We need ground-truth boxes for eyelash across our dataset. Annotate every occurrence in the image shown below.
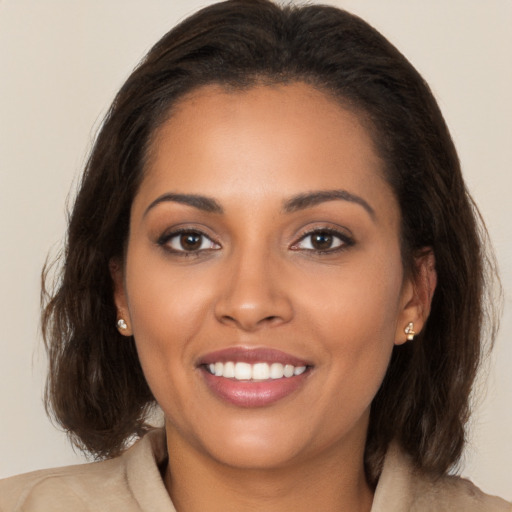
[291,228,354,254]
[157,228,221,256]
[156,227,354,256]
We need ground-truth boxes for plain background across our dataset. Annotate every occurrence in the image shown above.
[1,0,511,501]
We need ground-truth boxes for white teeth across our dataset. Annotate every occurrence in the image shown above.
[270,362,284,379]
[214,362,223,377]
[252,362,270,380]
[234,362,252,380]
[294,366,306,376]
[284,364,295,378]
[207,361,308,380]
[223,361,235,378]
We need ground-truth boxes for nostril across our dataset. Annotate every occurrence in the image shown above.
[222,314,277,323]
[214,289,294,331]
[218,312,290,331]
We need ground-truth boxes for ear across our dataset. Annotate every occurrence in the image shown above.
[395,248,437,345]
[109,258,133,336]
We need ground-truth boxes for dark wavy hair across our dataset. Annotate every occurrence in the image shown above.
[42,0,499,485]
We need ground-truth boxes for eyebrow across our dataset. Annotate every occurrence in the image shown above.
[143,189,375,220]
[144,193,224,217]
[283,190,376,220]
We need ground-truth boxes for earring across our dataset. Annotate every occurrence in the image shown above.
[117,318,128,330]
[404,322,416,341]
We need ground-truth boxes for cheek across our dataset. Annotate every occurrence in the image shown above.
[299,249,403,396]
[126,248,215,337]
[123,252,217,398]
[302,248,404,340]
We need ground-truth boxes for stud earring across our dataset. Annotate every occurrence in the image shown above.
[404,322,416,341]
[117,318,128,330]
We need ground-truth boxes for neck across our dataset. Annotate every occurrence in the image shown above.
[164,428,373,512]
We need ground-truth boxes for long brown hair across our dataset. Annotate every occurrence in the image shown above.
[42,0,499,484]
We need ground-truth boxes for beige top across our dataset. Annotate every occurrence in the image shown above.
[0,429,510,511]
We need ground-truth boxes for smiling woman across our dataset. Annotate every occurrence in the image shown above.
[0,1,510,511]
[111,84,415,487]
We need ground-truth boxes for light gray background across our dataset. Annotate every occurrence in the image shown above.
[1,0,511,500]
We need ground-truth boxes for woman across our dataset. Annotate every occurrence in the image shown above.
[0,0,509,510]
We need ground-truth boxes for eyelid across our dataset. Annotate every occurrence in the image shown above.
[290,226,355,253]
[157,227,221,254]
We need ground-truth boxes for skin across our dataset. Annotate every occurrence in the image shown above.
[112,82,436,512]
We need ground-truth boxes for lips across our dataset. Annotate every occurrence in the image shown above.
[199,347,310,367]
[198,347,312,408]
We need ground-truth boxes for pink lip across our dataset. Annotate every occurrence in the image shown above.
[198,347,310,366]
[198,347,312,408]
[201,369,310,407]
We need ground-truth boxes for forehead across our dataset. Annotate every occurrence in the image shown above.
[137,82,397,223]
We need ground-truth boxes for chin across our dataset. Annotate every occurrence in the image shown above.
[209,439,303,471]
[190,416,311,470]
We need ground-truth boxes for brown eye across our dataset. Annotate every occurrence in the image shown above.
[180,233,202,251]
[162,230,220,253]
[292,229,352,253]
[310,232,334,250]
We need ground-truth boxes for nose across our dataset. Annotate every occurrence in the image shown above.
[213,250,294,332]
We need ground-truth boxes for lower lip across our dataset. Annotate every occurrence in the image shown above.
[201,367,310,407]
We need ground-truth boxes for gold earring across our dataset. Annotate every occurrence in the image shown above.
[117,318,128,330]
[404,322,415,341]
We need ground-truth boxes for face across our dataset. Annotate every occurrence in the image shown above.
[113,83,423,471]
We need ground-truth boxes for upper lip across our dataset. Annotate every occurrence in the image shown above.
[197,346,311,367]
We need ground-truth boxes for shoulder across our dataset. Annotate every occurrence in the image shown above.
[410,472,511,511]
[373,443,511,512]
[0,429,171,512]
[0,457,128,511]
